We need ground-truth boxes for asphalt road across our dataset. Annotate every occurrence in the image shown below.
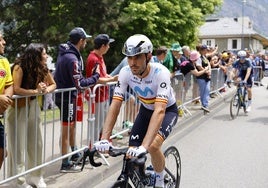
[94,83,268,188]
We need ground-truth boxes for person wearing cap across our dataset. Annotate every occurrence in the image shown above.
[54,27,100,172]
[163,42,182,77]
[195,44,212,112]
[86,34,118,145]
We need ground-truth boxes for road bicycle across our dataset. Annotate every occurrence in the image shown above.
[230,81,248,119]
[81,146,181,188]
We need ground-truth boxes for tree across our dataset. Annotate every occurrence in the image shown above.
[0,0,222,70]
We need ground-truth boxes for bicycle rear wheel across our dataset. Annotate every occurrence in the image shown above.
[242,87,248,113]
[230,94,240,119]
[164,146,181,188]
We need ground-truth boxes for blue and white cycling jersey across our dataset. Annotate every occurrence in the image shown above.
[113,62,176,110]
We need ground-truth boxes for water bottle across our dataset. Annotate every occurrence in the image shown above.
[145,165,156,186]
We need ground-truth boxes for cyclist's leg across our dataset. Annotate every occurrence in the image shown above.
[148,103,178,187]
[148,135,165,187]
[246,78,253,111]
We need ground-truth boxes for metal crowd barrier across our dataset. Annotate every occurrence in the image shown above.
[0,67,226,185]
[171,68,226,117]
[252,66,263,86]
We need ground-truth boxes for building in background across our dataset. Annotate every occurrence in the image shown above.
[198,17,268,54]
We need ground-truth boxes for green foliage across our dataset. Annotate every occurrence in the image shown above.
[0,0,223,71]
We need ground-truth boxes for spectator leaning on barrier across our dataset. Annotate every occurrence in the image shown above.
[180,50,209,77]
[180,50,209,102]
[54,27,100,172]
[196,44,212,112]
[0,31,13,170]
[86,34,118,146]
[6,43,56,188]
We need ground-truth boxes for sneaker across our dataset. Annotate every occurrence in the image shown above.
[246,105,251,112]
[201,106,210,113]
[70,152,82,163]
[60,163,80,173]
[28,176,47,188]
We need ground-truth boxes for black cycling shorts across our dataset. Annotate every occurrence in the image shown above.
[129,103,178,147]
[55,97,76,126]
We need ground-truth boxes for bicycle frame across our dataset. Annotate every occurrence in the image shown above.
[114,154,151,188]
[237,82,247,108]
[230,81,248,119]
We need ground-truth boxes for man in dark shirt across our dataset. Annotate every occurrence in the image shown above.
[54,27,100,172]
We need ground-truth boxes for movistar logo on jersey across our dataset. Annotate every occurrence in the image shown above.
[134,86,154,97]
[131,134,139,140]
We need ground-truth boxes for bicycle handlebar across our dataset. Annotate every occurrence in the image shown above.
[81,147,147,171]
[229,80,247,87]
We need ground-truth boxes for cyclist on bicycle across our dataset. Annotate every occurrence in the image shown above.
[232,50,253,112]
[94,34,178,188]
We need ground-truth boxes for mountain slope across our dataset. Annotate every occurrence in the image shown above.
[210,0,268,37]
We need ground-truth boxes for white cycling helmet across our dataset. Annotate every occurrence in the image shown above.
[122,34,153,56]
[237,50,247,58]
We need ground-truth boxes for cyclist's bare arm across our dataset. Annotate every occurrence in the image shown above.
[101,99,123,140]
[141,101,166,149]
[243,67,252,82]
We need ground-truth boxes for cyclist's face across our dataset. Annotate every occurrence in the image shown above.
[239,57,246,63]
[127,54,147,76]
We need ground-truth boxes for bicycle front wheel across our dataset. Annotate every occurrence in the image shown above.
[230,94,240,119]
[164,146,181,188]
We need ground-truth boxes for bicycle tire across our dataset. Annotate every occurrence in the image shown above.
[230,94,240,119]
[242,87,248,113]
[164,146,181,188]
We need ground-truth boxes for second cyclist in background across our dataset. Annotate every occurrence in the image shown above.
[94,34,178,188]
[232,50,253,112]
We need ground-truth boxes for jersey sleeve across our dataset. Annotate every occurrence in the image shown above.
[155,67,172,104]
[112,66,129,101]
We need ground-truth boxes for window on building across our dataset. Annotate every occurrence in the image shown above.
[201,39,215,47]
[232,39,237,49]
[228,38,241,50]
